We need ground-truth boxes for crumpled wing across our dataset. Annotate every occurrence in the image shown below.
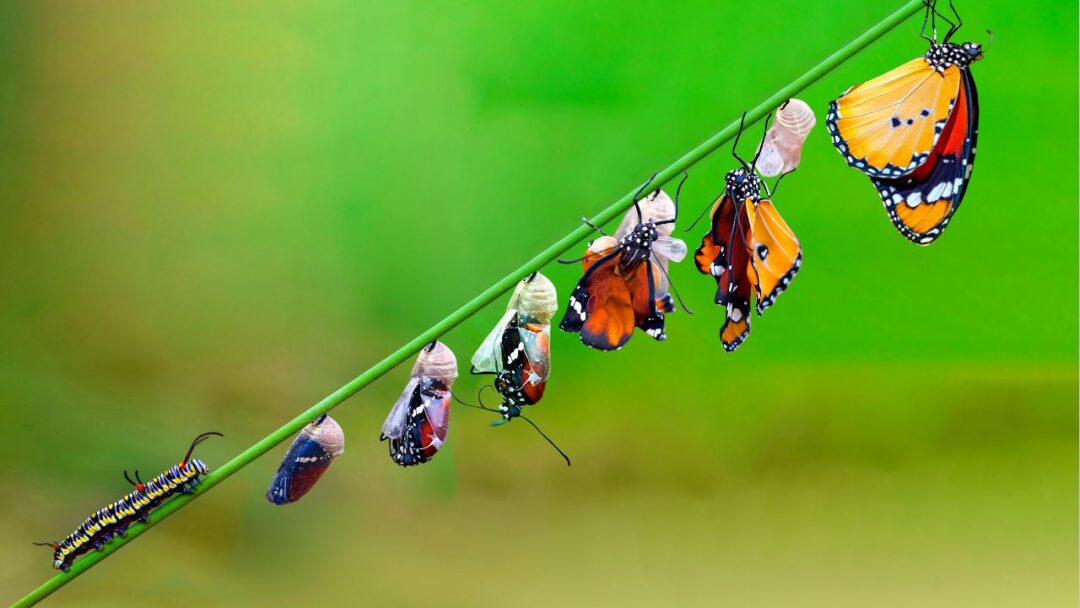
[471,308,516,374]
[381,377,419,439]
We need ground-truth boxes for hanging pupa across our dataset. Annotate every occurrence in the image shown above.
[471,272,556,422]
[266,415,345,505]
[381,341,457,466]
[755,98,816,178]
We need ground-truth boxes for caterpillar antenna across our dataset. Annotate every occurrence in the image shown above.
[181,432,223,467]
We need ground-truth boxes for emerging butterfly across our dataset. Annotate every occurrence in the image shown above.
[826,0,983,245]
[559,173,690,351]
[471,272,556,423]
[693,112,803,352]
[468,271,571,465]
[380,341,456,467]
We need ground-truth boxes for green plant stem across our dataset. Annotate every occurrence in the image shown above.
[12,1,924,605]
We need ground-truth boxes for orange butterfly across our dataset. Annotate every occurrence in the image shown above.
[693,115,803,352]
[826,0,982,245]
[560,175,689,351]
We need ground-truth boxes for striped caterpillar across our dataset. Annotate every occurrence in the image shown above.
[34,431,222,572]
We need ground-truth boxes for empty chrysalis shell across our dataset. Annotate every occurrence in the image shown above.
[411,340,458,386]
[506,272,558,325]
[472,272,557,375]
[756,98,817,178]
[381,341,457,466]
[266,414,345,505]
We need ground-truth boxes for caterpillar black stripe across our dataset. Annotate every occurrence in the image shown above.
[34,432,222,572]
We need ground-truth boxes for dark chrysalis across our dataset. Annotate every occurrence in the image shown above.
[266,414,345,505]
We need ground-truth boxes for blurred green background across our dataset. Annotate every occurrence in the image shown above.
[1,1,1076,606]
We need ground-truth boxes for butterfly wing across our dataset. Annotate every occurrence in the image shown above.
[649,235,685,314]
[418,380,451,459]
[381,376,419,440]
[559,249,637,351]
[827,57,962,178]
[516,320,551,402]
[384,378,451,466]
[746,199,802,315]
[694,196,733,279]
[695,196,730,276]
[266,431,336,505]
[495,316,551,405]
[471,308,516,375]
[871,68,979,244]
[717,202,754,351]
[624,257,666,341]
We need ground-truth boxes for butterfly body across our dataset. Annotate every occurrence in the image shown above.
[827,38,982,244]
[695,167,802,351]
[561,190,687,351]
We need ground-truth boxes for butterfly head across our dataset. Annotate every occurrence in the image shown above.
[960,41,983,62]
[725,168,762,204]
[618,219,659,271]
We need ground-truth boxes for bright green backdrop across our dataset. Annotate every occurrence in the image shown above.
[1,1,1076,606]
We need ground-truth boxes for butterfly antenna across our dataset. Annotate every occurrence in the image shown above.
[181,431,223,467]
[519,415,571,467]
[681,201,712,233]
[732,113,750,171]
[652,253,694,314]
[631,172,660,224]
[656,171,689,227]
[451,387,500,414]
[557,254,588,264]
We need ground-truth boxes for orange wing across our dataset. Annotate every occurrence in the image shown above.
[694,196,729,277]
[624,258,665,341]
[715,200,754,352]
[745,199,802,315]
[827,57,961,178]
[872,68,979,244]
[558,245,636,351]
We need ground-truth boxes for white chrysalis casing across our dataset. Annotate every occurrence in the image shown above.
[756,98,816,178]
[472,272,557,374]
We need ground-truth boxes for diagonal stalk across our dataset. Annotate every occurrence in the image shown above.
[12,1,925,605]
